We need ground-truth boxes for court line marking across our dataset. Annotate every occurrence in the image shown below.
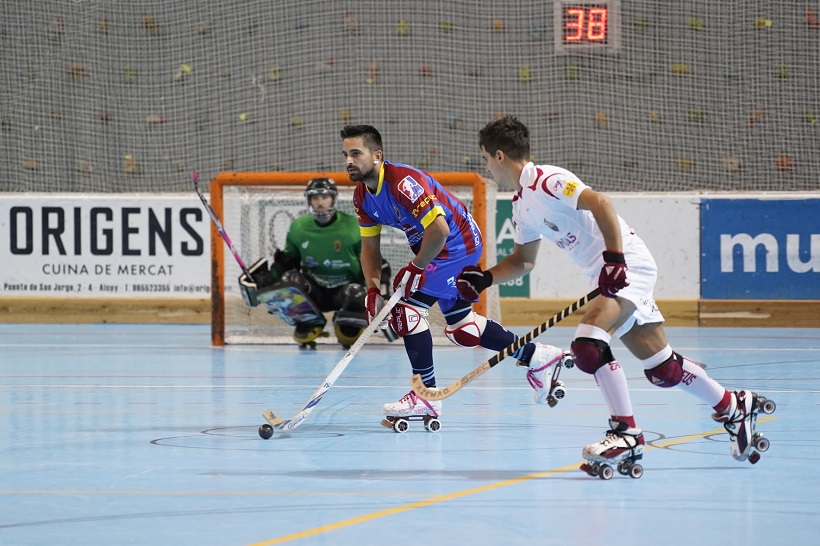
[248,417,776,545]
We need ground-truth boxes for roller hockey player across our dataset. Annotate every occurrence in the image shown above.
[341,124,566,432]
[239,177,394,348]
[458,115,775,473]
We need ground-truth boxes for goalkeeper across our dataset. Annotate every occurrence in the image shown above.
[239,177,389,348]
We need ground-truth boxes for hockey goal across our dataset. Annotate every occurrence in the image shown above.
[209,171,500,345]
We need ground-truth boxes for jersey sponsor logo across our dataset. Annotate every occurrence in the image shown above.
[302,241,309,248]
[555,232,578,250]
[398,176,425,202]
[562,181,578,197]
[551,179,564,194]
[411,194,437,218]
[543,219,559,231]
[334,240,341,252]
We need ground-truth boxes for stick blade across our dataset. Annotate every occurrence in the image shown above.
[262,409,287,428]
[410,374,453,401]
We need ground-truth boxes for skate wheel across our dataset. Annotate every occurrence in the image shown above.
[754,435,770,452]
[562,353,575,369]
[748,451,761,464]
[759,399,776,414]
[598,464,614,480]
[425,418,441,432]
[629,464,643,479]
[551,385,566,400]
[393,419,409,433]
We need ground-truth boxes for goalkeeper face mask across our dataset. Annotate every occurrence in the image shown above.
[308,194,336,224]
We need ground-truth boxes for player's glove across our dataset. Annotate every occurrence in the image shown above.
[598,251,629,298]
[365,287,387,327]
[456,265,493,301]
[238,257,276,307]
[393,261,426,299]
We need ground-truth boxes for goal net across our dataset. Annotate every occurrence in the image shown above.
[210,172,500,345]
[3,1,818,194]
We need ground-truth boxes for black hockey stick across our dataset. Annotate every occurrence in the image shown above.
[410,288,601,401]
[192,170,251,277]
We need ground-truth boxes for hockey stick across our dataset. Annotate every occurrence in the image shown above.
[410,288,601,401]
[263,290,404,431]
[192,170,251,277]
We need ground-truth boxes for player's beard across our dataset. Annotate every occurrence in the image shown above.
[347,166,364,181]
[348,164,376,185]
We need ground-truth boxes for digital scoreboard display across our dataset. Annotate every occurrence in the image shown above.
[554,0,621,54]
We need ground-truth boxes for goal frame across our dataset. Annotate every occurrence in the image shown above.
[208,171,493,346]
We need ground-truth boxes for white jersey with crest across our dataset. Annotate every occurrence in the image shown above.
[512,162,635,278]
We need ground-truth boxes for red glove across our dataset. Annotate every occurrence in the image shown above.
[598,251,629,298]
[393,261,426,299]
[365,287,385,325]
[456,265,493,301]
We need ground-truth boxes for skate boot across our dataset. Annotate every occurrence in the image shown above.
[580,419,645,479]
[712,390,776,464]
[517,343,572,405]
[380,390,442,433]
[293,323,329,349]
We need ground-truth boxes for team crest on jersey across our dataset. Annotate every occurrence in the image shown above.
[334,240,341,252]
[397,176,424,202]
[563,181,578,197]
[550,179,564,193]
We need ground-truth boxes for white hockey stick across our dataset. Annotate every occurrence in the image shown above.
[263,290,403,431]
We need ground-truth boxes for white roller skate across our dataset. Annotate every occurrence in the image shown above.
[380,390,442,433]
[518,343,574,406]
[580,420,645,480]
[712,390,776,464]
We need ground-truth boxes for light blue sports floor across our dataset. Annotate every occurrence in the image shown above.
[1,323,818,545]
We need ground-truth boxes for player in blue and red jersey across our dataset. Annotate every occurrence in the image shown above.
[340,124,569,423]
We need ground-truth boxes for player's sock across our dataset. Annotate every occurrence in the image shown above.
[594,360,634,419]
[478,319,518,351]
[403,329,436,387]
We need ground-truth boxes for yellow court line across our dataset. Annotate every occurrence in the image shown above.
[249,416,776,546]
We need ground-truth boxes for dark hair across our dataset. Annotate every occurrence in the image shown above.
[339,124,383,152]
[478,116,530,161]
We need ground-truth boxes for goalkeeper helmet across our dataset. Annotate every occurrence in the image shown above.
[305,177,338,224]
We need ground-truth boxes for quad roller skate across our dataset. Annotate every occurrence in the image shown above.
[294,325,329,349]
[713,390,776,464]
[519,344,574,406]
[546,350,574,407]
[580,420,645,480]
[380,390,442,433]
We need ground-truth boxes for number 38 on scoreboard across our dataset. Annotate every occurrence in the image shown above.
[554,0,621,54]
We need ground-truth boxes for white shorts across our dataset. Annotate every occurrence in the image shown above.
[593,234,665,339]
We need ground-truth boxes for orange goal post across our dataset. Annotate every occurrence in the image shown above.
[209,171,500,345]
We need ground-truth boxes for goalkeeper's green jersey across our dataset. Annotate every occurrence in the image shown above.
[282,212,364,289]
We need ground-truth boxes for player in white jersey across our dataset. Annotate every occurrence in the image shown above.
[456,116,775,476]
